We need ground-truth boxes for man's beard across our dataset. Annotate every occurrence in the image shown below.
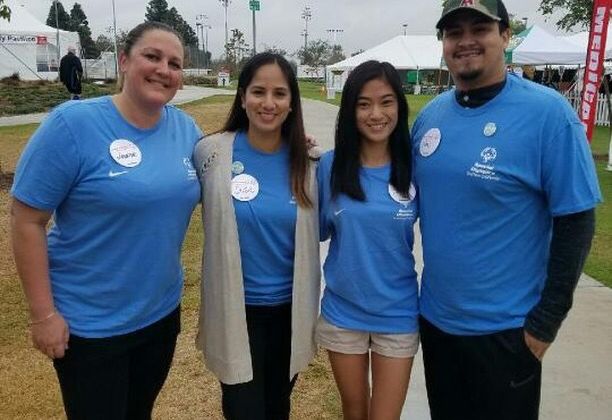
[456,68,482,82]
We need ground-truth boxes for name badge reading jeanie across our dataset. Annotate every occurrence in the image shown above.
[109,139,142,167]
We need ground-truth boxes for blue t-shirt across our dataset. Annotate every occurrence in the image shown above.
[232,131,297,305]
[11,96,202,338]
[411,75,602,335]
[318,151,419,334]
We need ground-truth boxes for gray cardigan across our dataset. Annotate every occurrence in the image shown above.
[194,131,321,384]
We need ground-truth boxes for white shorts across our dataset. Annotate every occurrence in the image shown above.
[315,316,419,358]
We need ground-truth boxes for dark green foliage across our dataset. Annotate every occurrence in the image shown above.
[69,3,99,58]
[0,0,10,21]
[539,0,594,31]
[145,0,198,46]
[46,1,71,30]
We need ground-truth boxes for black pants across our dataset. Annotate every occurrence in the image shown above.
[221,303,297,420]
[53,307,180,420]
[420,316,542,420]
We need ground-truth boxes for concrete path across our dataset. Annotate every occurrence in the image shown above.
[301,97,612,420]
[0,85,234,127]
[4,88,611,420]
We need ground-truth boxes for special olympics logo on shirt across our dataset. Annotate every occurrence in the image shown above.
[480,147,497,163]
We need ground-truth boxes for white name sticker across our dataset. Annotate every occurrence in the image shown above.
[231,174,260,201]
[419,128,441,157]
[109,139,142,167]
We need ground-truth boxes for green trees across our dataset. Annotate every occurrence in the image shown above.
[0,0,10,21]
[46,1,71,30]
[69,3,99,58]
[145,0,198,46]
[296,40,346,67]
[539,0,593,31]
[46,1,99,58]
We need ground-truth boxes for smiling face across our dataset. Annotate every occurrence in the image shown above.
[355,77,399,148]
[441,10,510,91]
[241,62,292,139]
[119,29,184,110]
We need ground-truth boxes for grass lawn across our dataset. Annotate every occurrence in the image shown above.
[0,80,116,116]
[0,95,340,419]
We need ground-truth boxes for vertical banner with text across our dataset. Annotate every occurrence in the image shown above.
[579,0,612,142]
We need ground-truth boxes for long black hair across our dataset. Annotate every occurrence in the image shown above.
[331,60,411,201]
[223,52,311,208]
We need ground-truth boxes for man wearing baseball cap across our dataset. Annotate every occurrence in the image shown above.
[411,1,601,418]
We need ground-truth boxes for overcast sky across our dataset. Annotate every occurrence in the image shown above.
[23,0,572,57]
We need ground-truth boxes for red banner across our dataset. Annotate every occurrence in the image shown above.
[579,0,612,142]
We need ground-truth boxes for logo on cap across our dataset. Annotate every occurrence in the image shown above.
[460,0,475,6]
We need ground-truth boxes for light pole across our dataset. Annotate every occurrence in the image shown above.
[250,1,260,55]
[219,0,231,48]
[196,14,208,71]
[326,28,343,45]
[301,6,312,50]
[53,0,60,74]
[204,24,211,68]
[110,0,119,79]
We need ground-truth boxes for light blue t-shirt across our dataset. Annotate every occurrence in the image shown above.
[411,75,602,335]
[232,131,297,305]
[11,96,202,338]
[318,151,419,334]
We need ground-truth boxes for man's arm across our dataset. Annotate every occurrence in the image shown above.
[523,209,596,357]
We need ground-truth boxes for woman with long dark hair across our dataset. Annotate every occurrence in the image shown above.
[194,52,320,420]
[317,60,419,419]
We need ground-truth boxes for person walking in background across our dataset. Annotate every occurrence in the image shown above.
[411,1,601,419]
[59,46,83,100]
[317,60,419,420]
[11,22,201,419]
[194,52,321,420]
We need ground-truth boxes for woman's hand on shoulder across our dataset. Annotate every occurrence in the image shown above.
[30,312,70,359]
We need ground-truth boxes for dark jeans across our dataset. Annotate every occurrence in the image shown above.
[221,303,297,420]
[420,316,542,420]
[53,307,180,420]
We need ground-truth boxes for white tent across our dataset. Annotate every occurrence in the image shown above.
[506,25,588,65]
[0,1,80,80]
[326,35,443,91]
[560,24,612,59]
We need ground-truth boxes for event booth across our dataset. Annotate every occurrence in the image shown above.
[506,25,589,65]
[0,2,80,80]
[326,35,444,92]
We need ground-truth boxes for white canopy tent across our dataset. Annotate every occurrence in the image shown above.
[506,25,589,65]
[0,1,80,80]
[560,24,612,59]
[326,35,443,91]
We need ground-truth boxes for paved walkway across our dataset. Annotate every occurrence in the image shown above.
[3,87,611,419]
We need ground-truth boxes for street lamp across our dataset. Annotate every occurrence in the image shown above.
[326,28,343,45]
[219,0,231,48]
[110,0,119,79]
[53,0,60,74]
[301,6,312,50]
